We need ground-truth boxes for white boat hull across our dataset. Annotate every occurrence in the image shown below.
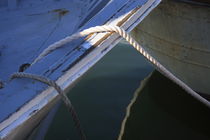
[0,0,161,139]
[132,0,210,95]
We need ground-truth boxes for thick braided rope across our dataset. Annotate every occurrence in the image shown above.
[10,72,86,140]
[32,25,210,108]
[32,25,139,65]
[112,26,210,108]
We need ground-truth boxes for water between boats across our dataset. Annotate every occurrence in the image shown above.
[31,41,210,140]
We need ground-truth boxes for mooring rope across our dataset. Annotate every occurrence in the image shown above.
[9,25,210,140]
[31,25,210,108]
[10,72,86,140]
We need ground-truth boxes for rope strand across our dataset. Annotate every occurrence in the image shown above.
[33,25,210,107]
[31,25,210,108]
[10,72,86,140]
[9,25,210,140]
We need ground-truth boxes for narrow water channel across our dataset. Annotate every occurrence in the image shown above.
[44,41,153,140]
[40,41,210,140]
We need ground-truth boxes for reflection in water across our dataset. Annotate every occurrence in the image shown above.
[121,71,210,140]
[44,41,153,140]
[43,41,210,140]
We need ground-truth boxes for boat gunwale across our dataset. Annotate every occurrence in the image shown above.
[174,0,210,7]
[0,0,161,139]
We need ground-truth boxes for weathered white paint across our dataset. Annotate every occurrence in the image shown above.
[0,0,161,139]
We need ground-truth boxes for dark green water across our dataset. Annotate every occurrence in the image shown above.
[121,71,210,140]
[43,41,210,140]
[44,41,153,140]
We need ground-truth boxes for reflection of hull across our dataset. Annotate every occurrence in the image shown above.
[0,0,161,139]
[118,70,210,140]
[132,0,210,94]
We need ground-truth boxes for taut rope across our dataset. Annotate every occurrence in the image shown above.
[31,25,210,107]
[9,25,210,140]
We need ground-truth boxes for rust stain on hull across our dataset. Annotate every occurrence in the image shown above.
[51,9,69,17]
